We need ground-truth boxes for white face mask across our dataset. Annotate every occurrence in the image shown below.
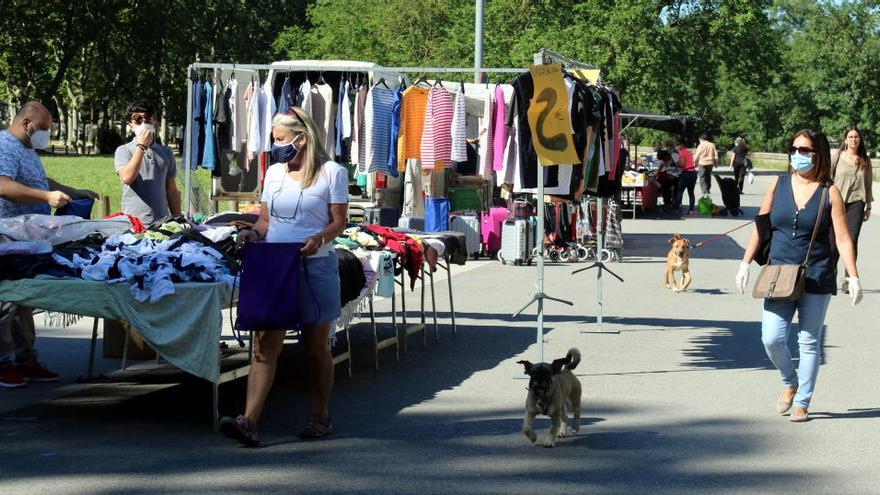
[29,127,51,150]
[133,123,154,137]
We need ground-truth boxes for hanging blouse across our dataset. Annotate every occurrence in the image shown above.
[260,76,275,152]
[189,78,203,169]
[228,78,239,152]
[388,85,404,177]
[449,90,467,163]
[397,86,430,169]
[351,84,369,166]
[310,82,335,158]
[279,76,294,115]
[298,79,312,115]
[335,80,352,160]
[363,84,394,174]
[420,87,454,170]
[478,89,494,179]
[245,81,261,162]
[202,81,216,170]
[491,84,507,172]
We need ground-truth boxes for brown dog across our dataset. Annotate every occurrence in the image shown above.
[517,348,582,448]
[665,233,692,292]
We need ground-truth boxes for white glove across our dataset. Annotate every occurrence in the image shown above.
[735,262,750,294]
[847,277,862,306]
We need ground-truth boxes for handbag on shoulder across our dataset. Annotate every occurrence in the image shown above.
[752,187,826,301]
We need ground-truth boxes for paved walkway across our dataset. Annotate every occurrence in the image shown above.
[1,171,878,494]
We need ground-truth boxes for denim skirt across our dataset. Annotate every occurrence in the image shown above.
[297,250,341,325]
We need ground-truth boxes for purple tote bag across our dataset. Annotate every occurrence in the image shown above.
[234,242,303,331]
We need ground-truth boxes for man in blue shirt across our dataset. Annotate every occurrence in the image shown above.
[0,101,97,388]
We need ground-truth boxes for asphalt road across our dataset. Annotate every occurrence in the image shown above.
[1,171,878,494]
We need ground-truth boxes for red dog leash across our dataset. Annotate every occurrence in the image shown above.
[692,220,755,250]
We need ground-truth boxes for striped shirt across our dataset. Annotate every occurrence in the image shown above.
[398,86,430,165]
[420,87,454,170]
[364,84,395,174]
[450,91,467,162]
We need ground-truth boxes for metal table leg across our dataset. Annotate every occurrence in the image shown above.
[444,256,457,335]
[428,263,438,342]
[370,295,379,371]
[86,317,99,379]
[420,263,427,348]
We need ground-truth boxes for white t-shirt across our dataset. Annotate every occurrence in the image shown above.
[261,160,349,257]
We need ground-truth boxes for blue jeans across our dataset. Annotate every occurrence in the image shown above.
[761,293,831,409]
[676,171,697,211]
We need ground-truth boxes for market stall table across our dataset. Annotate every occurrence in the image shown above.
[0,276,244,430]
[619,179,658,219]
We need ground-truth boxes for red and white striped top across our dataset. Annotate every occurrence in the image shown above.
[420,87,454,169]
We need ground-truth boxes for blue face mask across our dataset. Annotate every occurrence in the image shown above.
[790,152,815,173]
[270,141,299,164]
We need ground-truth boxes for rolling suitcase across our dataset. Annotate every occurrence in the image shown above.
[480,206,507,258]
[364,206,399,227]
[510,199,533,220]
[449,214,482,257]
[499,218,533,266]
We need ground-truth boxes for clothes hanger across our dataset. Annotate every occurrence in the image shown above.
[377,77,390,89]
[414,74,431,88]
[318,71,326,85]
[433,77,444,88]
[460,81,465,94]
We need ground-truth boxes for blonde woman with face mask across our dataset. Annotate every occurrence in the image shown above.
[221,108,349,446]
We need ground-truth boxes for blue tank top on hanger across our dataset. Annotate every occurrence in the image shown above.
[769,174,835,294]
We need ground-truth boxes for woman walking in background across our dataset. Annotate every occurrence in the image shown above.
[831,127,873,293]
[735,129,862,423]
[730,137,750,193]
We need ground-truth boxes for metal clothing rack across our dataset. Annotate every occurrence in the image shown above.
[511,51,590,365]
[182,61,525,215]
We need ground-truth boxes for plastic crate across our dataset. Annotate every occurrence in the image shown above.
[448,187,483,212]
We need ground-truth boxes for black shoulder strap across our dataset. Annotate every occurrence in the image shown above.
[802,187,828,267]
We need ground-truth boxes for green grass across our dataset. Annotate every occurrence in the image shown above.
[41,154,216,219]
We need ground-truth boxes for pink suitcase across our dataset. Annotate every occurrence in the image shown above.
[481,207,507,258]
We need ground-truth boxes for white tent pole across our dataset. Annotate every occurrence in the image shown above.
[474,0,485,84]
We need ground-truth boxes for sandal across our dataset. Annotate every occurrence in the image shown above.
[220,414,261,447]
[299,415,334,439]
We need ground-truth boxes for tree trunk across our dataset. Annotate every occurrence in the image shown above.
[55,98,67,149]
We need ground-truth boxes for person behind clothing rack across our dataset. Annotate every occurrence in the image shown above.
[655,149,680,208]
[729,136,750,194]
[693,134,719,196]
[114,101,181,225]
[831,127,873,293]
[735,129,862,423]
[0,101,97,388]
[221,108,348,446]
[675,138,697,215]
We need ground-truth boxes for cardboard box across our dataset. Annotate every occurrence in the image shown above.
[103,319,156,360]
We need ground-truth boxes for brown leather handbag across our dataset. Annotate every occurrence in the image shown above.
[752,187,827,301]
